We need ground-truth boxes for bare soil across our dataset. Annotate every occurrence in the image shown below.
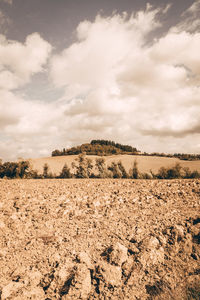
[0,179,200,299]
[28,155,200,176]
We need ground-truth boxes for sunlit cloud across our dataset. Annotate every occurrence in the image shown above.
[0,2,200,160]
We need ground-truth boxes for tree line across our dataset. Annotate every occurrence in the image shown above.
[1,154,200,179]
[52,140,200,161]
[52,140,138,157]
[142,152,200,161]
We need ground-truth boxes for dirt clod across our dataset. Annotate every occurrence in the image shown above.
[0,178,199,299]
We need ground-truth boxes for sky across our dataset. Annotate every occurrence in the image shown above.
[0,0,200,161]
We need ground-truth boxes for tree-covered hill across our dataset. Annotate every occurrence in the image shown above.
[52,140,139,156]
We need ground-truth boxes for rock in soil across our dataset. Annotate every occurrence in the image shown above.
[0,178,200,299]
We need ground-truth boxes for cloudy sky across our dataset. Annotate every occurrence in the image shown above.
[0,0,200,160]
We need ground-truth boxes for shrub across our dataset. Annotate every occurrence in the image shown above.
[95,158,107,178]
[190,170,200,178]
[43,163,50,178]
[129,160,139,179]
[117,161,128,178]
[167,163,182,179]
[108,162,122,178]
[140,172,152,179]
[156,163,183,179]
[59,163,72,178]
[157,167,168,179]
[72,154,93,178]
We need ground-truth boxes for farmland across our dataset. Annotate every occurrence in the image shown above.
[0,179,199,299]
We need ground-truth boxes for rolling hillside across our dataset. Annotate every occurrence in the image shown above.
[29,154,200,176]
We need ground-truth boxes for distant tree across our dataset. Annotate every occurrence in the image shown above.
[43,163,50,178]
[72,154,93,178]
[95,158,107,178]
[0,163,4,178]
[183,167,191,178]
[156,163,183,179]
[85,157,93,178]
[117,160,128,178]
[140,172,152,179]
[157,166,168,179]
[19,161,30,178]
[167,163,182,179]
[27,169,40,179]
[52,140,139,156]
[73,154,87,178]
[190,170,200,178]
[59,163,72,178]
[3,162,18,178]
[52,149,62,156]
[129,160,139,179]
[108,162,122,178]
[150,169,156,179]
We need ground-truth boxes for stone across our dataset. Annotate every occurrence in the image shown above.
[139,237,165,267]
[98,261,122,287]
[128,243,140,254]
[110,242,128,266]
[28,270,42,286]
[174,225,185,239]
[78,251,93,269]
[63,263,91,300]
[56,259,75,287]
[1,282,24,300]
[140,247,165,267]
[146,236,160,250]
[1,179,200,299]
[19,286,45,300]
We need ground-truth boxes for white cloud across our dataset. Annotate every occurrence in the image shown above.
[1,4,200,160]
[50,7,162,90]
[173,0,200,32]
[49,6,200,153]
[0,33,52,88]
[149,31,200,80]
[0,88,68,160]
[184,0,200,14]
[0,33,54,160]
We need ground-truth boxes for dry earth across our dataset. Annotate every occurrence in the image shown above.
[0,179,200,299]
[28,155,200,176]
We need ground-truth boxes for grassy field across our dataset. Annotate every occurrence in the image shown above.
[28,154,200,175]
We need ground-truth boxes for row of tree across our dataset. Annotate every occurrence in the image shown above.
[52,140,200,161]
[141,152,200,161]
[90,140,137,152]
[43,156,200,179]
[0,161,30,178]
[52,140,139,157]
[1,155,200,179]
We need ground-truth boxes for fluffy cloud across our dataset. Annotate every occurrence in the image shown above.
[174,0,200,32]
[0,88,68,160]
[0,32,52,133]
[50,7,161,91]
[1,3,200,160]
[0,33,54,160]
[0,33,52,88]
[49,4,200,155]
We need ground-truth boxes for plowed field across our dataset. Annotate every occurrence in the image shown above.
[0,179,200,299]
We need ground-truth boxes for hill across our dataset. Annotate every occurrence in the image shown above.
[51,140,200,161]
[51,140,139,156]
[29,154,200,176]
